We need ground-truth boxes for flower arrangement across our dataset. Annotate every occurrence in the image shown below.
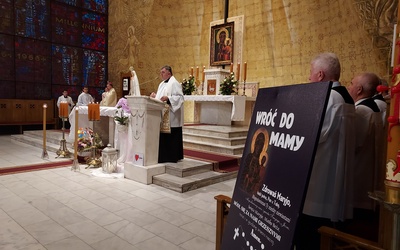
[181,75,196,95]
[114,105,129,125]
[77,127,103,152]
[220,72,238,95]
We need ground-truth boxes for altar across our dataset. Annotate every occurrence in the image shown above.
[184,95,256,126]
[68,106,117,146]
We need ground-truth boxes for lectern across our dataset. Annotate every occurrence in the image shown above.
[124,96,166,184]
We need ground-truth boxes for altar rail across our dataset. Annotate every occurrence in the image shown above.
[0,99,56,133]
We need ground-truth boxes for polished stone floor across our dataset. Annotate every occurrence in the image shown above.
[0,135,235,250]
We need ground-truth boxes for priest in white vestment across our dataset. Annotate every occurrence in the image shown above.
[348,72,384,212]
[295,53,356,250]
[150,65,184,163]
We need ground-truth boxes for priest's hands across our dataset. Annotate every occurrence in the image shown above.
[160,96,169,102]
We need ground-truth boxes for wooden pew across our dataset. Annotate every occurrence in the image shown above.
[319,226,384,250]
[0,99,57,133]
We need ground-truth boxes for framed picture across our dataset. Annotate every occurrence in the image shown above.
[210,22,234,66]
[122,78,129,91]
[121,76,130,97]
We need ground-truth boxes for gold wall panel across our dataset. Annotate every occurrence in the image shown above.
[107,0,397,94]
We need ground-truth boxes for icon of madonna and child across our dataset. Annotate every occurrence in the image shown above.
[239,127,270,195]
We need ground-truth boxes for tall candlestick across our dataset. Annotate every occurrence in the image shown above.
[202,66,205,82]
[230,63,233,73]
[237,63,241,81]
[72,107,80,171]
[74,107,78,160]
[41,103,48,159]
[196,66,199,79]
[191,67,194,76]
[243,62,247,81]
[43,104,47,148]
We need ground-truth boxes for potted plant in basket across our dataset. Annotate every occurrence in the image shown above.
[181,75,196,95]
[114,106,129,132]
[219,72,238,95]
[76,127,103,162]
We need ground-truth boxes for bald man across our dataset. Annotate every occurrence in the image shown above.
[347,72,383,224]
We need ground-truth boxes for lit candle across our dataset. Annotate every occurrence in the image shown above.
[237,63,240,81]
[230,63,233,73]
[74,107,79,160]
[202,66,205,82]
[196,66,199,79]
[43,103,47,149]
[191,67,194,76]
[243,62,247,81]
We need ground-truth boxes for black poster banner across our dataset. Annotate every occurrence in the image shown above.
[221,82,332,250]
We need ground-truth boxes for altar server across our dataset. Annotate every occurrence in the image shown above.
[57,90,74,114]
[77,86,94,106]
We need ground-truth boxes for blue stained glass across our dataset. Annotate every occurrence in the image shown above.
[15,0,50,40]
[82,0,107,14]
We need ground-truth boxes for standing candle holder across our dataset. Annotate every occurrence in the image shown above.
[86,102,102,168]
[369,186,400,250]
[71,107,80,171]
[41,103,49,159]
[242,62,247,96]
[56,102,71,158]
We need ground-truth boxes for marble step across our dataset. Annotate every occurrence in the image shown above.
[163,158,213,177]
[152,170,238,193]
[183,125,248,138]
[183,141,244,156]
[11,129,239,193]
[11,134,73,156]
[182,125,247,156]
[183,132,247,147]
[21,130,70,146]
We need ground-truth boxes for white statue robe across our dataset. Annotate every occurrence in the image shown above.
[129,70,141,96]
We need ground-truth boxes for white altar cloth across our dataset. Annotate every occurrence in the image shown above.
[184,95,247,125]
[184,95,246,121]
[68,106,117,142]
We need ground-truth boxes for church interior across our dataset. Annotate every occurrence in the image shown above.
[1,0,400,249]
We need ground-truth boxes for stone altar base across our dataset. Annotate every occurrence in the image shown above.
[124,162,165,184]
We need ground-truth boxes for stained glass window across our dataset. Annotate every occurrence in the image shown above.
[0,0,14,35]
[52,45,83,86]
[51,3,82,47]
[15,37,51,83]
[82,11,106,51]
[82,0,107,14]
[14,0,50,40]
[1,0,107,100]
[0,34,15,81]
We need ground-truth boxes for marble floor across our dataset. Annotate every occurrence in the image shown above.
[0,135,236,250]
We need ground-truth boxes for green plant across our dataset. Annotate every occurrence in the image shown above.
[220,72,237,95]
[181,75,196,95]
[114,106,129,125]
